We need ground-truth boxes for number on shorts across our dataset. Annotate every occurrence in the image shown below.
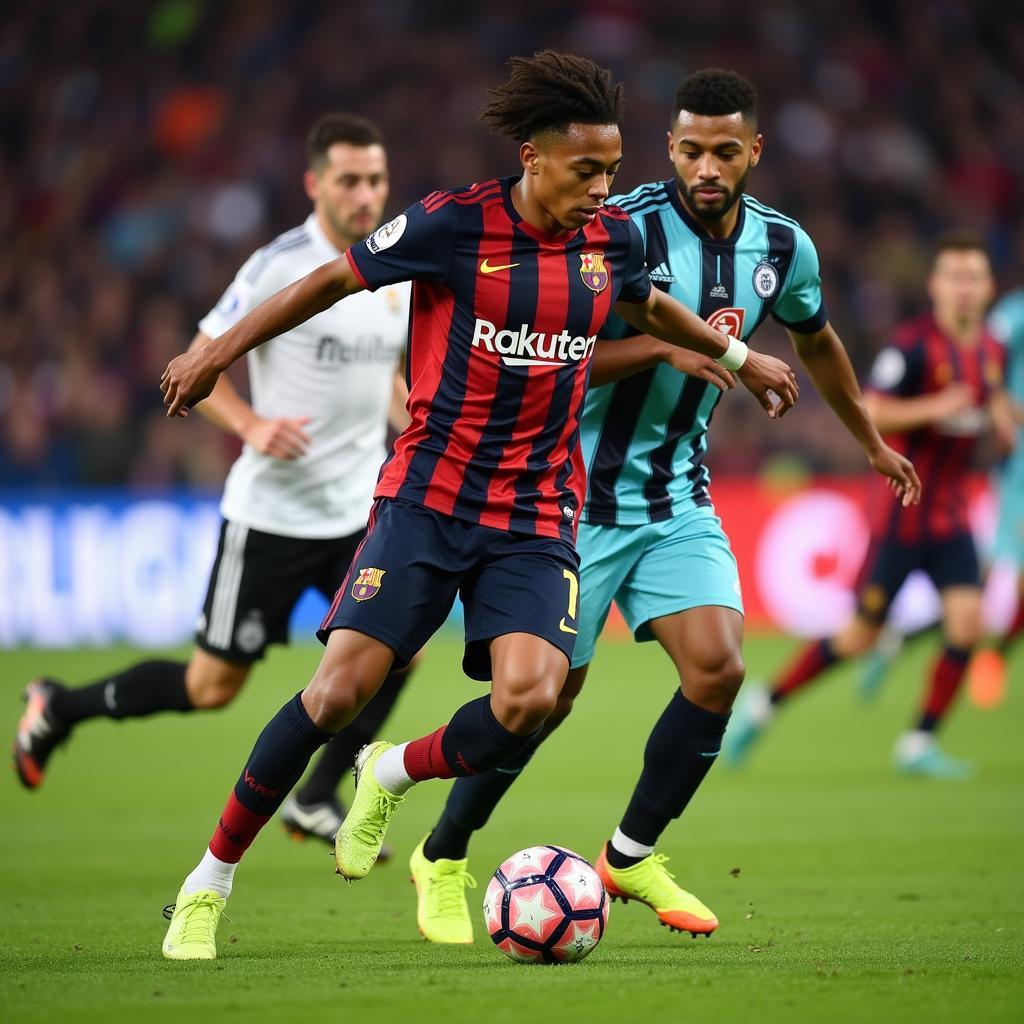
[560,568,579,635]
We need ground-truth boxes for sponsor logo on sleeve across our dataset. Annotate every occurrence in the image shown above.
[366,215,408,254]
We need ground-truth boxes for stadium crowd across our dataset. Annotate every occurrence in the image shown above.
[2,0,1022,487]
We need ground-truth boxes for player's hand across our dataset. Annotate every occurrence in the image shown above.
[737,350,799,418]
[869,443,921,507]
[160,348,222,418]
[243,416,312,460]
[662,348,736,391]
[930,383,975,420]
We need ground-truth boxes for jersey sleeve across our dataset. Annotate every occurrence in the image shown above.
[198,248,292,339]
[614,217,654,306]
[771,227,829,333]
[867,338,925,397]
[346,199,457,291]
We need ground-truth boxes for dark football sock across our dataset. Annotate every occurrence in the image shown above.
[209,693,332,863]
[295,666,409,806]
[50,660,192,726]
[917,646,971,732]
[423,732,545,861]
[403,696,537,781]
[611,692,729,868]
[770,639,839,704]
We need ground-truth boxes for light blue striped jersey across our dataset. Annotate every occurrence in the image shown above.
[989,288,1024,486]
[581,181,827,525]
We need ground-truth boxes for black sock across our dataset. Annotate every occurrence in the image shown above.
[612,692,729,867]
[423,732,545,861]
[50,660,192,726]
[232,693,333,817]
[296,666,410,806]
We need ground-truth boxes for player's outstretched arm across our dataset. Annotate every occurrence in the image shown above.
[161,255,364,418]
[590,336,735,391]
[789,323,921,506]
[615,289,799,417]
[183,331,311,459]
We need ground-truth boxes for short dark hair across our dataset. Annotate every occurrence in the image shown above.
[306,113,384,169]
[672,69,757,126]
[931,229,991,265]
[480,50,624,143]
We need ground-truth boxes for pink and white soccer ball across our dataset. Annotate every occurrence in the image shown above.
[483,845,609,964]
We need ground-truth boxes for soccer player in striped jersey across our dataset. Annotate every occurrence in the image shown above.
[157,52,799,960]
[727,232,1016,779]
[966,286,1024,704]
[407,68,920,946]
[14,114,413,847]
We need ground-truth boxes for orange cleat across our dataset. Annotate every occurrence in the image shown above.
[967,649,1007,710]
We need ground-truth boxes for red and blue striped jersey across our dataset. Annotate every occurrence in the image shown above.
[866,312,1005,542]
[346,176,652,541]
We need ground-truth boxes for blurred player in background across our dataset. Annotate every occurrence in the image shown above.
[157,51,799,960]
[967,286,1024,703]
[407,68,918,945]
[14,113,413,848]
[726,232,1016,778]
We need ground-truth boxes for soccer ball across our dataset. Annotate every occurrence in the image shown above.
[482,845,609,964]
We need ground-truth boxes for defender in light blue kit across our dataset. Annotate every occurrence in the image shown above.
[411,68,918,944]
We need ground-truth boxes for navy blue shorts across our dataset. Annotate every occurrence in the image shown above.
[856,531,980,622]
[317,498,581,681]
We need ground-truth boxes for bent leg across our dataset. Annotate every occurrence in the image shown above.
[424,664,589,861]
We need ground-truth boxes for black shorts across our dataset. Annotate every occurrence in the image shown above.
[196,520,364,664]
[855,531,981,623]
[317,498,581,681]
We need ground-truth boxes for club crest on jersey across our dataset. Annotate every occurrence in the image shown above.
[352,567,386,602]
[752,260,780,299]
[579,252,609,293]
[706,307,746,338]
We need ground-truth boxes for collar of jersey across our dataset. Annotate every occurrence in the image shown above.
[305,211,343,258]
[499,176,584,248]
[665,180,746,247]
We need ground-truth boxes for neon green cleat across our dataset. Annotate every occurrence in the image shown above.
[595,844,718,937]
[161,887,226,960]
[335,741,403,880]
[409,835,476,943]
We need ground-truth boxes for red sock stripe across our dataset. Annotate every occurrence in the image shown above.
[208,791,271,864]
[922,649,969,721]
[774,640,836,699]
[1006,602,1024,642]
[403,726,456,781]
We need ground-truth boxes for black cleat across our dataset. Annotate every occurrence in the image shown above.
[280,795,392,863]
[13,679,69,790]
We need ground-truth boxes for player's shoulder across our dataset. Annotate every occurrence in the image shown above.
[890,312,934,351]
[609,180,673,219]
[420,178,505,216]
[242,222,315,284]
[741,195,812,245]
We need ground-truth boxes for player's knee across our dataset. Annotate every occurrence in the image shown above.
[185,660,248,709]
[543,691,577,733]
[495,673,561,735]
[685,649,745,711]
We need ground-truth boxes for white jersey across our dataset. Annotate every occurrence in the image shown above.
[199,213,409,539]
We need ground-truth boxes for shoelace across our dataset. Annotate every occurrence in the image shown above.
[349,792,399,846]
[429,868,478,916]
[162,897,230,926]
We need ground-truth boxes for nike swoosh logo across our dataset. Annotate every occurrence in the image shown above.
[480,259,520,274]
[559,618,578,635]
[700,750,721,757]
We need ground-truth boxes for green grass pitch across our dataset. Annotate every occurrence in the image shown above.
[2,634,1022,1023]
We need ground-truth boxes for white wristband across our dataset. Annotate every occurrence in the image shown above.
[715,335,748,371]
